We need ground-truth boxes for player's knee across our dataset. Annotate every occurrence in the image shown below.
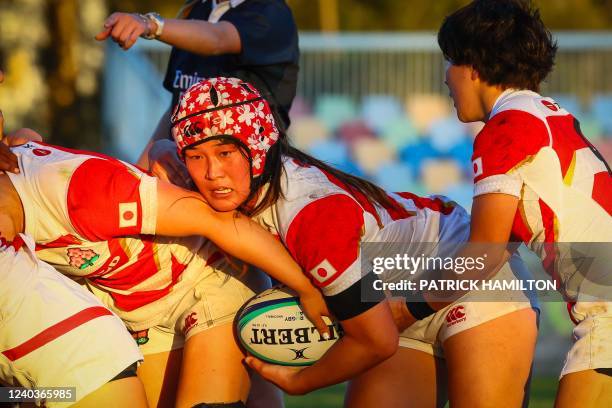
[191,402,246,408]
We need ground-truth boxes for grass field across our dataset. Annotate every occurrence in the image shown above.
[285,376,558,407]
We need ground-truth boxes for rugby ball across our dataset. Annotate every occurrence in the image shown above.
[237,286,342,366]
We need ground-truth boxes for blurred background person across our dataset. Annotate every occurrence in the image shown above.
[95,0,299,186]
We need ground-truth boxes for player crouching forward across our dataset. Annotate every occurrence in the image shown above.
[159,77,540,407]
[0,137,328,408]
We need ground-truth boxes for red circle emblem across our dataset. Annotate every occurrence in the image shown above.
[541,100,558,111]
[123,211,134,221]
[33,148,51,156]
[317,268,328,278]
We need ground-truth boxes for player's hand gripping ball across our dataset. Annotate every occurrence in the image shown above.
[237,286,342,366]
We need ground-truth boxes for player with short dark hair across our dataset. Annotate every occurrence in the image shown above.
[438,0,556,95]
[437,1,612,406]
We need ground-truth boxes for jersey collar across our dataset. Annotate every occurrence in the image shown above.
[489,88,539,120]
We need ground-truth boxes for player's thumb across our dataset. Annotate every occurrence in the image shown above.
[245,356,264,373]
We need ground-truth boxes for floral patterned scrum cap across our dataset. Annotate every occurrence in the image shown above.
[171,77,280,177]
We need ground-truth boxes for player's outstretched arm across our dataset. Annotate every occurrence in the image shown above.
[155,179,331,336]
[95,12,240,55]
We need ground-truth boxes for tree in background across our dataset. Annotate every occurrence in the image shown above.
[288,0,612,31]
[0,0,107,149]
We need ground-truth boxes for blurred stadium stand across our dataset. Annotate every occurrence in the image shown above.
[104,32,612,202]
[103,32,611,375]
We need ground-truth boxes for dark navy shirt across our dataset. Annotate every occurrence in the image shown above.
[163,0,299,129]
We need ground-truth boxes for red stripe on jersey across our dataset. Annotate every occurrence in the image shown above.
[90,237,158,290]
[1,306,113,361]
[11,235,25,251]
[67,158,144,241]
[171,252,189,282]
[547,115,590,178]
[383,194,415,221]
[395,192,456,215]
[285,194,363,288]
[473,110,548,183]
[108,253,188,311]
[35,234,83,251]
[592,172,612,216]
[86,238,131,278]
[1,236,26,252]
[510,203,533,243]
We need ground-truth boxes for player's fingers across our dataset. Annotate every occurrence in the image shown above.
[9,128,43,144]
[117,23,136,47]
[104,13,119,28]
[312,315,331,339]
[0,143,20,173]
[110,18,129,43]
[167,158,192,188]
[150,161,171,183]
[244,356,284,384]
[123,29,140,50]
[96,13,119,41]
[244,356,266,376]
[94,27,112,41]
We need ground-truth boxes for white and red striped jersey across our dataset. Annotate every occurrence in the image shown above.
[253,157,471,319]
[7,142,222,330]
[472,90,612,290]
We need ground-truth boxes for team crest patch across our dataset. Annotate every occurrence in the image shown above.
[67,248,100,269]
[131,329,150,345]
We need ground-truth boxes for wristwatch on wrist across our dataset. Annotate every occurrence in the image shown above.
[140,12,165,40]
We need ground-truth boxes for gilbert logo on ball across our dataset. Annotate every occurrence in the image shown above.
[237,286,342,366]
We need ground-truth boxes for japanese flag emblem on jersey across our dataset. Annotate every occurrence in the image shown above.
[472,157,483,178]
[309,259,337,285]
[119,202,138,228]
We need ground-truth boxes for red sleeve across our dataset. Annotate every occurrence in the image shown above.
[472,110,549,183]
[67,158,157,241]
[284,194,364,292]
